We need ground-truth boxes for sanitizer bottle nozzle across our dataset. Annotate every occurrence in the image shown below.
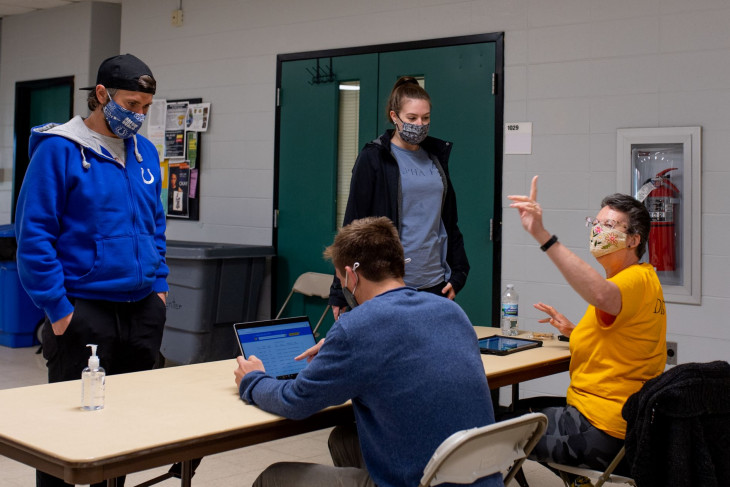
[86,344,100,370]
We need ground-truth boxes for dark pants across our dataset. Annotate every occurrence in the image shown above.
[37,292,166,487]
[418,281,450,298]
[253,423,375,487]
[502,396,627,477]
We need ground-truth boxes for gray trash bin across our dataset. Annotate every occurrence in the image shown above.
[160,241,275,364]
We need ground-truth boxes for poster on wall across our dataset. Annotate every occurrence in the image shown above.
[164,101,188,159]
[186,131,198,168]
[185,103,211,132]
[148,99,167,160]
[160,159,169,213]
[168,162,190,218]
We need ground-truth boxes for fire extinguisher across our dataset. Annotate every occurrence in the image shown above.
[641,168,680,272]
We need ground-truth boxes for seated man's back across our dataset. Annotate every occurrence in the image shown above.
[236,216,502,487]
[241,288,499,486]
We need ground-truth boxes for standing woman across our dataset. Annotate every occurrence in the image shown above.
[329,76,469,318]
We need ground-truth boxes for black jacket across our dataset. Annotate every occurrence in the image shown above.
[329,130,470,307]
[621,360,730,487]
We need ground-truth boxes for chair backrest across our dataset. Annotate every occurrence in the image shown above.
[276,272,333,319]
[291,272,333,299]
[419,412,548,487]
[275,272,333,336]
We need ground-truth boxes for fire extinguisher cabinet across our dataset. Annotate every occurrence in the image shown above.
[617,126,702,305]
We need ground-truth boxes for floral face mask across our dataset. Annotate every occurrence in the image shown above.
[589,224,628,258]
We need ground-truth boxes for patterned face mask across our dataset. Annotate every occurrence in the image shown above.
[103,93,146,139]
[395,115,429,145]
[589,224,628,258]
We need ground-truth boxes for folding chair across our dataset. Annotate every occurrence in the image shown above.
[548,446,636,487]
[276,272,332,337]
[419,412,548,486]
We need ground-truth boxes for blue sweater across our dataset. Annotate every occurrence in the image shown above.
[15,117,168,322]
[240,288,502,487]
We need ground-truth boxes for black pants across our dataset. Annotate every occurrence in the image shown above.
[37,292,166,487]
[418,281,450,298]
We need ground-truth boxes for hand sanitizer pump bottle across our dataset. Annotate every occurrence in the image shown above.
[81,344,105,411]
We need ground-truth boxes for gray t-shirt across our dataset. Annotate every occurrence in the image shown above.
[89,130,126,166]
[392,143,451,288]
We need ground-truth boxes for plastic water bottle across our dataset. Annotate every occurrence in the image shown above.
[501,284,519,336]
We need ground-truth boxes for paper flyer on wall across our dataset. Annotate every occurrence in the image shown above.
[164,101,188,159]
[185,103,210,132]
[160,159,169,214]
[186,131,198,169]
[168,162,190,218]
[148,99,167,160]
[189,169,198,199]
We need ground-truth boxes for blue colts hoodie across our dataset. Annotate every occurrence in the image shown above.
[15,116,168,323]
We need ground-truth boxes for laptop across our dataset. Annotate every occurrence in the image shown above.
[233,316,317,379]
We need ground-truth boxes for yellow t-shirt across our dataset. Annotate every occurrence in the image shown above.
[567,262,666,439]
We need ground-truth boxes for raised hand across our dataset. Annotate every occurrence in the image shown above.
[507,175,546,239]
[534,302,575,337]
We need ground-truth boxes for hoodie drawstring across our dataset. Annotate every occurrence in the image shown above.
[80,147,91,169]
[133,136,143,163]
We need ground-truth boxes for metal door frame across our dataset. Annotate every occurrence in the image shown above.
[12,76,75,221]
[274,33,505,326]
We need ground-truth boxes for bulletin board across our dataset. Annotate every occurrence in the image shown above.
[150,97,210,221]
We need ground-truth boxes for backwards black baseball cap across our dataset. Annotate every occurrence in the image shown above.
[80,53,156,93]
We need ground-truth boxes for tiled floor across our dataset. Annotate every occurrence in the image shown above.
[0,344,622,487]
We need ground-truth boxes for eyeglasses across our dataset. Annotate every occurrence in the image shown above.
[585,217,629,231]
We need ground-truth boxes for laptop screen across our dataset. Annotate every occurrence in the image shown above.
[233,316,317,379]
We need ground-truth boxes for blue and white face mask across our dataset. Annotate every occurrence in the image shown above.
[103,93,146,139]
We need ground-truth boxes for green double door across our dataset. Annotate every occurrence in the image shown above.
[276,41,498,336]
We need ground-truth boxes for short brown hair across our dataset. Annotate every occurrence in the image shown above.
[324,217,405,282]
[601,193,651,259]
[385,76,431,124]
[86,75,156,111]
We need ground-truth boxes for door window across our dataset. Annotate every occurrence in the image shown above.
[336,81,360,229]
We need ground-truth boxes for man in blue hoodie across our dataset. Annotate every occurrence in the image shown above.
[235,217,502,487]
[15,54,168,487]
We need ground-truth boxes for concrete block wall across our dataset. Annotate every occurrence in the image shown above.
[1,0,728,397]
[0,1,120,223]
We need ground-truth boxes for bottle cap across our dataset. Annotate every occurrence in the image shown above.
[86,344,100,370]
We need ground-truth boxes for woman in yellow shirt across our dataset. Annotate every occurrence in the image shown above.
[508,176,666,473]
